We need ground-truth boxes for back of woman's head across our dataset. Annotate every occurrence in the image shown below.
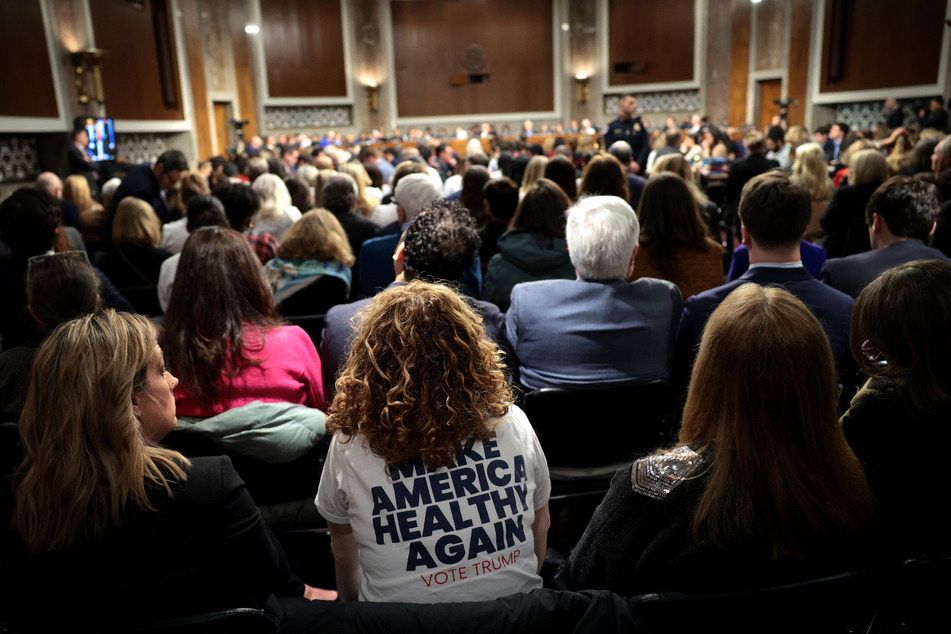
[284,176,314,213]
[327,280,512,472]
[849,148,889,185]
[62,175,92,212]
[791,142,834,201]
[26,252,100,333]
[510,178,571,244]
[851,259,951,413]
[520,155,549,191]
[637,173,709,275]
[312,169,337,209]
[277,209,354,266]
[909,138,938,173]
[579,153,629,200]
[161,226,281,408]
[112,197,161,247]
[178,170,211,208]
[652,153,709,208]
[14,310,186,552]
[460,165,491,224]
[544,155,578,201]
[252,173,291,220]
[680,284,872,557]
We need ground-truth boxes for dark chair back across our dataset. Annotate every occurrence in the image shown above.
[519,381,675,479]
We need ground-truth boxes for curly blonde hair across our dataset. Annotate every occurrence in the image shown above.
[327,280,513,471]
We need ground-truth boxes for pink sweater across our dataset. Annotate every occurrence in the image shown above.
[173,325,325,418]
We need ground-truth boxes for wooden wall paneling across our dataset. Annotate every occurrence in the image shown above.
[391,0,554,118]
[785,0,812,127]
[727,0,751,126]
[89,0,184,120]
[754,0,786,71]
[182,0,213,159]
[0,2,59,118]
[607,0,695,86]
[819,0,946,93]
[229,0,258,139]
[259,0,347,98]
[758,78,783,130]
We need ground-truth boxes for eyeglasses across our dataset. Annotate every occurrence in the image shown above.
[26,250,92,285]
[860,339,888,369]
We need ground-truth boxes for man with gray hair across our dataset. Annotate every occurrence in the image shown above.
[505,195,682,390]
[608,141,647,207]
[358,173,442,295]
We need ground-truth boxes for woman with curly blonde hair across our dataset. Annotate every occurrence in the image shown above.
[316,281,551,603]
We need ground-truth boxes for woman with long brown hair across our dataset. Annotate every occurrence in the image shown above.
[578,153,630,201]
[631,172,723,299]
[565,284,874,595]
[482,178,575,311]
[161,226,324,416]
[317,281,551,603]
[843,259,951,559]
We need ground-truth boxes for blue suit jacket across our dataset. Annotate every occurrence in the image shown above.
[676,265,854,368]
[505,277,682,390]
[821,240,951,298]
[320,281,505,390]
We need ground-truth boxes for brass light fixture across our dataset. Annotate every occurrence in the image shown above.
[71,48,107,105]
[574,74,590,105]
[365,82,380,113]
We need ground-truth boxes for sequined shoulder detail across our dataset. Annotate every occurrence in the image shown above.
[631,446,705,500]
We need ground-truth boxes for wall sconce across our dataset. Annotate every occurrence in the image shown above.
[574,74,590,105]
[71,48,106,105]
[365,82,380,113]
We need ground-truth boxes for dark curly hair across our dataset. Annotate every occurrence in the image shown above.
[327,281,513,472]
[403,199,480,283]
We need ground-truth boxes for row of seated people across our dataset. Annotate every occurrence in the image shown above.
[0,130,948,624]
[0,252,946,630]
[3,143,949,435]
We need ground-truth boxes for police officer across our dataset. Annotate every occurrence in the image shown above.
[603,95,650,173]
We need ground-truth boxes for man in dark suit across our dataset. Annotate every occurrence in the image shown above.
[822,122,849,163]
[321,199,504,390]
[723,130,779,241]
[607,140,648,208]
[884,98,904,129]
[357,173,441,295]
[918,96,949,131]
[676,171,854,377]
[822,177,949,298]
[100,149,188,242]
[66,128,100,197]
[505,195,682,391]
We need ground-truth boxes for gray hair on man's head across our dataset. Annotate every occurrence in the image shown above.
[566,195,639,279]
[608,141,633,165]
[394,173,442,222]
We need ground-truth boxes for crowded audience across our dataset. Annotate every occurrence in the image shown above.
[1,89,949,631]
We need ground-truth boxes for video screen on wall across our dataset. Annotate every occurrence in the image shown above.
[82,117,117,162]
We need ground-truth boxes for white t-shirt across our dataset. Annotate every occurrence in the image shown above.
[316,405,550,603]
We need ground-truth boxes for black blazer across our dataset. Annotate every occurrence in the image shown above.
[0,456,303,630]
[820,182,880,258]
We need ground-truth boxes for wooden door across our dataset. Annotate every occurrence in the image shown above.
[213,101,231,157]
[757,79,782,130]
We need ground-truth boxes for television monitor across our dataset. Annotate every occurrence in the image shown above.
[82,117,117,162]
